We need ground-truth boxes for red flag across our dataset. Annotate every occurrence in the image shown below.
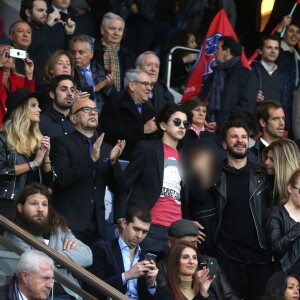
[181,9,250,102]
[297,0,300,5]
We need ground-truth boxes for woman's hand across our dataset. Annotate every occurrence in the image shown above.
[194,267,214,297]
[41,136,51,157]
[24,56,34,80]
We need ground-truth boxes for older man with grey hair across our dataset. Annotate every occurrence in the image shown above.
[70,34,117,110]
[100,68,156,160]
[94,12,136,91]
[136,51,174,113]
[0,250,54,299]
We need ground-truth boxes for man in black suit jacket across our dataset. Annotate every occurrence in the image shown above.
[87,206,158,299]
[50,98,126,245]
[100,69,157,160]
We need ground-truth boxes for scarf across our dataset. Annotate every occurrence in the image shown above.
[101,39,121,91]
[207,56,241,116]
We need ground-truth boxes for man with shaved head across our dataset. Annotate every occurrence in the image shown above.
[50,98,126,245]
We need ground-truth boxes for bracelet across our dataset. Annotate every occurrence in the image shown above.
[147,281,157,288]
[29,161,37,171]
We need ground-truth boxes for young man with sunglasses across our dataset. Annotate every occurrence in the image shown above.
[50,98,126,245]
[124,103,205,257]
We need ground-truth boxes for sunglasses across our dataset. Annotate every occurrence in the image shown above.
[72,106,99,115]
[291,185,300,194]
[172,118,190,129]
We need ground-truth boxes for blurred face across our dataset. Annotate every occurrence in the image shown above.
[28,0,48,26]
[284,25,300,47]
[260,39,280,63]
[70,41,93,69]
[129,72,153,103]
[52,0,70,10]
[21,261,54,300]
[223,127,249,159]
[174,236,198,248]
[101,18,124,47]
[3,56,14,69]
[179,247,198,277]
[160,111,188,142]
[28,98,41,123]
[260,107,285,141]
[9,22,32,50]
[288,178,300,209]
[50,79,75,110]
[71,98,98,131]
[264,149,275,175]
[187,34,197,49]
[121,217,150,249]
[18,193,49,224]
[284,276,300,300]
[192,105,206,127]
[140,54,160,83]
[51,54,72,76]
[215,41,227,63]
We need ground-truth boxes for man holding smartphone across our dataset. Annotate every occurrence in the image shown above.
[86,206,158,300]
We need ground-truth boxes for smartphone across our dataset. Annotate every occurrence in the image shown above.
[206,257,217,277]
[144,253,157,262]
[59,11,69,22]
[9,49,26,59]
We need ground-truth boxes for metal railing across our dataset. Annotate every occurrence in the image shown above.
[0,214,129,300]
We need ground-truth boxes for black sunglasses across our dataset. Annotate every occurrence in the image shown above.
[72,106,99,115]
[172,118,190,129]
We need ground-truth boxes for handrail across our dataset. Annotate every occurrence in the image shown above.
[166,46,200,89]
[0,236,97,300]
[0,215,129,300]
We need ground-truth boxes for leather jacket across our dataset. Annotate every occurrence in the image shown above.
[264,205,300,271]
[157,255,239,300]
[214,162,271,250]
[0,133,52,200]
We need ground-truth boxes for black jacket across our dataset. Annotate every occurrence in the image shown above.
[0,276,18,300]
[215,162,271,250]
[264,205,300,271]
[249,137,266,165]
[156,255,239,300]
[0,133,53,200]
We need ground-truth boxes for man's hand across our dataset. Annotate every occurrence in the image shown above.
[64,18,76,35]
[63,239,79,250]
[194,267,214,297]
[278,15,292,32]
[24,56,34,80]
[256,90,264,103]
[205,121,217,133]
[144,117,157,134]
[124,261,149,281]
[145,260,158,286]
[91,133,105,162]
[94,74,115,92]
[183,53,198,64]
[0,45,11,67]
[110,140,126,165]
[46,11,61,27]
[75,90,90,101]
[191,221,206,243]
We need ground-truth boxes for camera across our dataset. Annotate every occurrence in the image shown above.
[9,49,27,59]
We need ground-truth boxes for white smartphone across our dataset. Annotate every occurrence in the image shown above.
[9,49,27,59]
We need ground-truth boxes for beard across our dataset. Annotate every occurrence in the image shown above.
[227,143,248,159]
[19,213,50,236]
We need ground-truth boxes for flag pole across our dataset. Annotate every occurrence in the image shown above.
[281,3,298,37]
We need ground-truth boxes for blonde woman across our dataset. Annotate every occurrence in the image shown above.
[262,139,300,204]
[265,169,300,281]
[0,88,52,217]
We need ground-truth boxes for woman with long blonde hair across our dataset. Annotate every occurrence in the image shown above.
[262,139,300,204]
[0,88,53,217]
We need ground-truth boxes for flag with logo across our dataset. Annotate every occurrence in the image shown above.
[181,9,250,102]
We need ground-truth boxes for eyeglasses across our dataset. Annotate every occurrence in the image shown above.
[144,62,160,69]
[133,81,154,88]
[172,118,190,129]
[72,106,99,115]
[291,185,300,194]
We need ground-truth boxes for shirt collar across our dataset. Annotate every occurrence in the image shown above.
[52,5,68,13]
[260,60,278,75]
[281,40,300,60]
[260,137,269,147]
[118,236,141,255]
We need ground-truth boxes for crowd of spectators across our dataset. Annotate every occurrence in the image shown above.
[1,1,300,300]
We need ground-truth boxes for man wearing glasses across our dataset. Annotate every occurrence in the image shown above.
[50,97,126,245]
[100,69,157,161]
[124,103,205,257]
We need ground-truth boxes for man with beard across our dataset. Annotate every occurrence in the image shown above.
[40,74,75,138]
[213,119,272,300]
[50,98,126,245]
[20,0,76,86]
[3,183,92,299]
[250,100,285,164]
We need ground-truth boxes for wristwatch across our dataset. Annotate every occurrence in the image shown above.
[29,161,37,171]
[147,281,157,288]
